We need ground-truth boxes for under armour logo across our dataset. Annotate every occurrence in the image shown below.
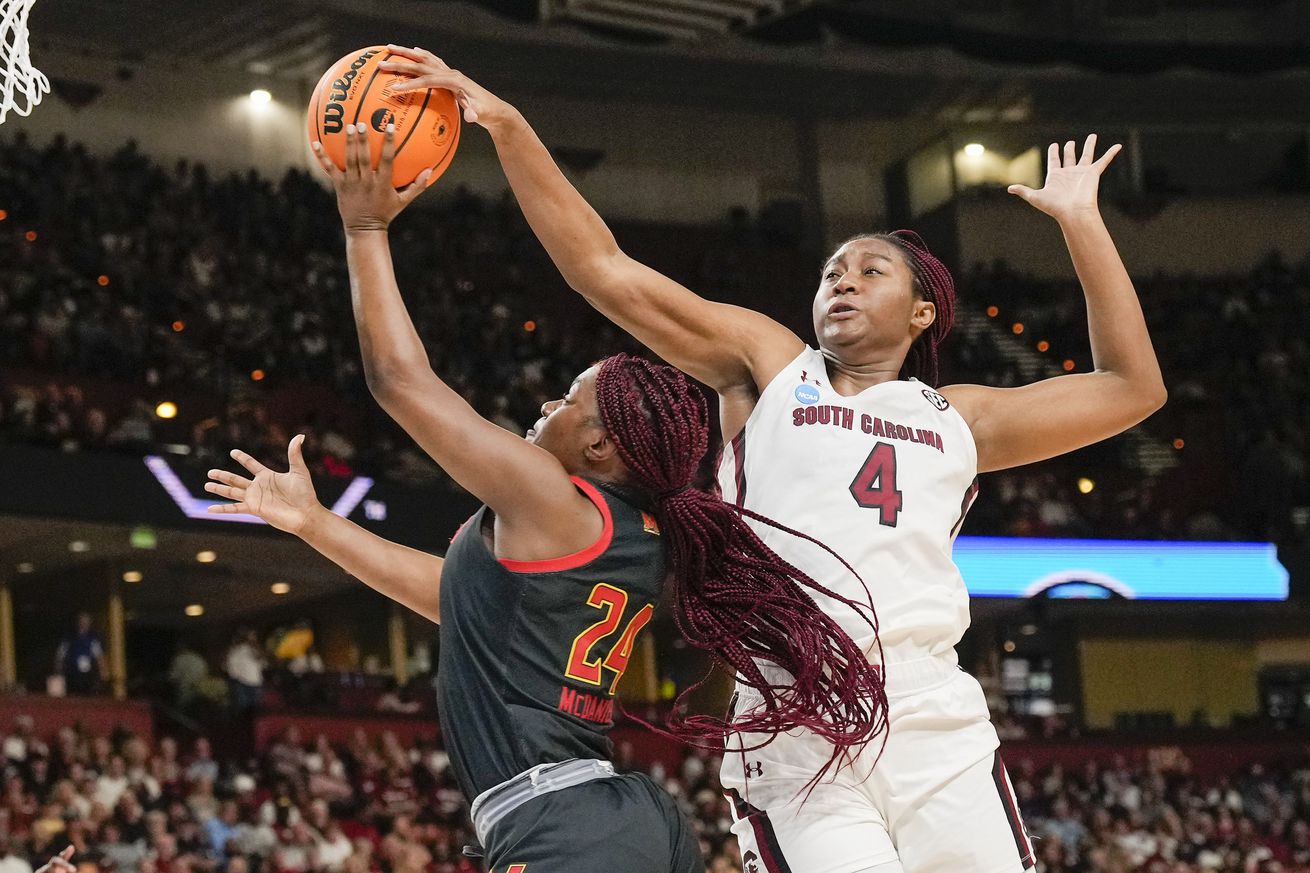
[800,370,821,385]
[742,850,761,873]
[745,760,764,778]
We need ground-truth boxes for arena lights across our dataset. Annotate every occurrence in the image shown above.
[1077,477,1095,494]
[15,562,33,574]
[249,89,272,105]
[155,401,177,419]
[172,320,185,332]
[97,275,109,286]
[270,582,291,595]
[986,305,999,317]
[23,230,35,241]
[1012,323,1024,335]
[1173,438,1185,450]
[1062,359,1076,372]
[250,369,266,382]
[195,550,217,564]
[1036,340,1050,352]
[130,526,157,549]
[523,320,537,333]
[964,143,986,157]
[1003,640,1016,652]
[68,540,90,553]
[122,570,143,583]
[0,209,7,220]
[184,604,204,617]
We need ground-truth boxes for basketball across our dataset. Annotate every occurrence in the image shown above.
[307,46,461,189]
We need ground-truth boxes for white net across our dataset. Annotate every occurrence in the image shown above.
[0,0,46,124]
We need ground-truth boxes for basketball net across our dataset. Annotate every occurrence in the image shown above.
[0,0,47,124]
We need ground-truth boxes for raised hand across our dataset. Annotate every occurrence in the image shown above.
[378,46,517,132]
[311,122,431,232]
[35,847,75,873]
[206,435,322,535]
[1008,134,1122,223]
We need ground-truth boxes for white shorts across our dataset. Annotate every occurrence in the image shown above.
[721,655,1035,873]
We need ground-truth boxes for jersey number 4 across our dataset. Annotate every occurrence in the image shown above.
[849,441,902,527]
[565,583,654,694]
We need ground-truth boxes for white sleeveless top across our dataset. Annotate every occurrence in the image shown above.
[717,346,979,663]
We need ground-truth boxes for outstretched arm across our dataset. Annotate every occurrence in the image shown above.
[942,135,1166,473]
[380,48,803,395]
[310,122,600,560]
[207,437,445,624]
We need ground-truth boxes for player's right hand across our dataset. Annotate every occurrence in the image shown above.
[379,47,518,133]
[35,846,75,873]
[206,435,322,536]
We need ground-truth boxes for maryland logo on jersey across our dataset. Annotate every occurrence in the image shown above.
[641,512,661,536]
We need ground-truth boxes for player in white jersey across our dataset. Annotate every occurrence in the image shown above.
[380,52,1165,873]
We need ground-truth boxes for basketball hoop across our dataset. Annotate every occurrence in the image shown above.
[0,0,47,124]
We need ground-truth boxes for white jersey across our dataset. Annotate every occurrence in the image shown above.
[717,346,978,663]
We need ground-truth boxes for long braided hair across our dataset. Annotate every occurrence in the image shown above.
[838,230,956,387]
[594,354,888,778]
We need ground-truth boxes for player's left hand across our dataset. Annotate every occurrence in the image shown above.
[311,122,432,233]
[35,846,76,873]
[1007,134,1121,223]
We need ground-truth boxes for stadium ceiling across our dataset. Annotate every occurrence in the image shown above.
[535,0,818,43]
[462,0,1310,73]
[0,515,357,628]
[28,0,1310,121]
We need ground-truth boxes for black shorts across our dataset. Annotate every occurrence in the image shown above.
[482,772,705,873]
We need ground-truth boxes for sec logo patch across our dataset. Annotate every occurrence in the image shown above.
[922,388,949,410]
[794,384,820,405]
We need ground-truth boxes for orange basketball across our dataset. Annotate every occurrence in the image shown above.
[307,46,461,189]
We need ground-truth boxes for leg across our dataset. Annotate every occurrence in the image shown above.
[722,729,898,873]
[877,673,1035,873]
[482,773,706,873]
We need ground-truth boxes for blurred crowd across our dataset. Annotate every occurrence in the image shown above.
[0,132,634,487]
[1016,751,1310,873]
[0,716,1305,873]
[0,719,739,873]
[1,133,1307,544]
[967,257,1310,545]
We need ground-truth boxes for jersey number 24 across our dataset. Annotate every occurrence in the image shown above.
[565,583,654,694]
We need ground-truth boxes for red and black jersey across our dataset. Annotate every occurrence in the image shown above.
[437,476,665,802]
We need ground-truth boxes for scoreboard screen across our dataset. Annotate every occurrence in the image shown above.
[956,536,1289,600]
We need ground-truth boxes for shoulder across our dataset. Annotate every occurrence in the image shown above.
[937,383,991,429]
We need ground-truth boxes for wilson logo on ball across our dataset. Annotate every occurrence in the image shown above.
[309,46,463,189]
[321,48,381,134]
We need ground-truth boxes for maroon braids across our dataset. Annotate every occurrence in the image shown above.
[594,354,889,776]
[847,230,957,386]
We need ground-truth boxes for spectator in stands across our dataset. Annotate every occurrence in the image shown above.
[0,838,32,873]
[54,613,107,697]
[183,739,217,785]
[223,630,264,714]
[166,645,208,709]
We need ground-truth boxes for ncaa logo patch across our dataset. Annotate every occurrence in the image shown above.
[922,388,949,411]
[794,384,820,405]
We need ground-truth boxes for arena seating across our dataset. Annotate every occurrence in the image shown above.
[6,133,1302,542]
